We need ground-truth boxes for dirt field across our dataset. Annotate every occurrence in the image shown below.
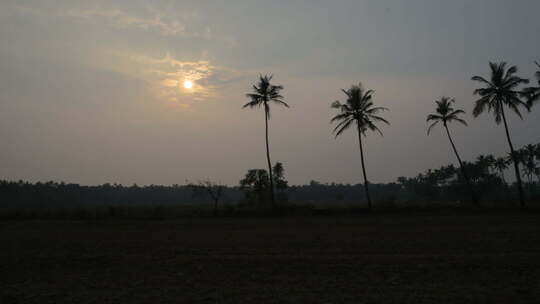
[1,214,540,303]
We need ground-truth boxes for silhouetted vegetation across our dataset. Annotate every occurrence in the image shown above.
[471,61,530,207]
[239,162,289,207]
[2,141,538,219]
[188,180,225,215]
[330,83,390,210]
[243,75,288,207]
[427,97,478,205]
[1,61,539,218]
[523,61,540,108]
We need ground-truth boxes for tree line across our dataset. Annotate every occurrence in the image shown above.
[1,140,538,212]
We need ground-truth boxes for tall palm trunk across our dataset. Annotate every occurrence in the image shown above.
[264,106,275,207]
[500,103,525,208]
[357,123,372,210]
[444,123,478,205]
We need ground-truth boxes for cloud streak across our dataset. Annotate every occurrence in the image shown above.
[10,4,215,39]
[65,8,190,37]
[109,52,245,107]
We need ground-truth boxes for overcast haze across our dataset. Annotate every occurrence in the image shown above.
[1,0,539,186]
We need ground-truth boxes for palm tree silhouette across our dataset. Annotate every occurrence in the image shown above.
[331,83,389,210]
[523,61,540,109]
[493,157,509,184]
[472,62,529,207]
[427,97,478,205]
[243,74,288,207]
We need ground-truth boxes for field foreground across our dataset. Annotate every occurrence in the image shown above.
[1,214,540,303]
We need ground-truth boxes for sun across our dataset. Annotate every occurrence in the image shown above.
[183,80,193,89]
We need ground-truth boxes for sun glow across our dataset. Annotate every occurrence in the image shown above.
[183,80,193,89]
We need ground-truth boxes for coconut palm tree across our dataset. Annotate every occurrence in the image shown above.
[243,74,288,207]
[331,83,389,210]
[471,62,529,207]
[493,157,510,184]
[427,97,478,204]
[522,61,540,109]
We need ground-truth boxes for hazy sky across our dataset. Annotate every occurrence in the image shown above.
[1,0,539,186]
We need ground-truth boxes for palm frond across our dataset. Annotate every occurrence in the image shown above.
[333,118,354,138]
[331,82,389,138]
[366,121,384,136]
[505,97,524,119]
[472,95,492,117]
[426,114,443,122]
[273,99,289,107]
[243,74,287,117]
[331,112,352,123]
[427,120,439,135]
[471,75,491,85]
[451,117,468,126]
[243,98,261,108]
[449,109,465,116]
[368,114,390,125]
[428,97,467,129]
[331,101,342,109]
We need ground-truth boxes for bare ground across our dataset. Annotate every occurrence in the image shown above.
[1,214,540,303]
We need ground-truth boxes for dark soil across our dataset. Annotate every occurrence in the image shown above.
[1,214,539,303]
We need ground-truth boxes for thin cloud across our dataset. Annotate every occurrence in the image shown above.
[65,8,189,37]
[10,4,216,40]
[112,52,245,106]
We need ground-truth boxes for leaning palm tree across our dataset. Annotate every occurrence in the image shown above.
[427,97,478,204]
[472,62,529,207]
[243,74,288,207]
[493,156,509,184]
[522,61,540,109]
[331,83,389,210]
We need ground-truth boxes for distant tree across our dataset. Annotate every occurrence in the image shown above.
[272,162,289,202]
[331,83,390,210]
[243,75,288,207]
[476,154,495,175]
[522,61,540,109]
[427,97,478,205]
[239,169,270,205]
[472,62,530,207]
[188,180,225,215]
[493,157,510,184]
[520,144,539,191]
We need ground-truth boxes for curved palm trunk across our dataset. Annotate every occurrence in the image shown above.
[500,104,525,208]
[357,123,372,210]
[264,107,276,207]
[444,124,478,205]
